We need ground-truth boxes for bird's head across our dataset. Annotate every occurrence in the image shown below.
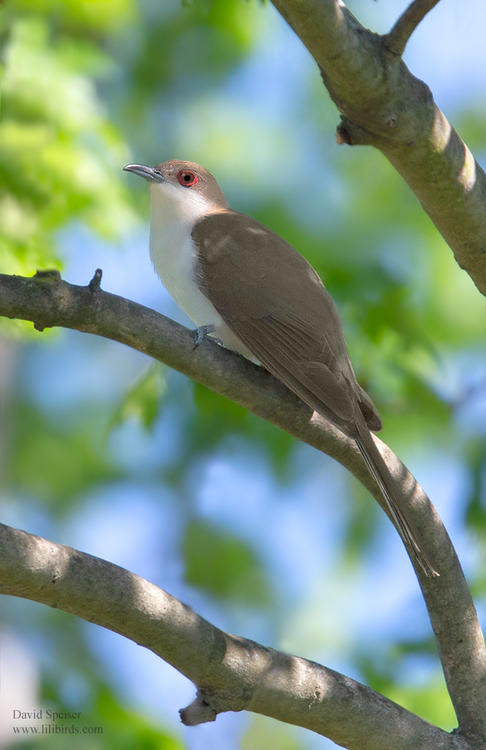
[123,159,228,217]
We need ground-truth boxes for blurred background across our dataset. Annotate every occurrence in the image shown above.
[1,1,486,748]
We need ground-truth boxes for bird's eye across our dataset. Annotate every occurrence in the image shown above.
[177,170,198,187]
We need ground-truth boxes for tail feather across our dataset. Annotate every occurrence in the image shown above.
[355,420,439,578]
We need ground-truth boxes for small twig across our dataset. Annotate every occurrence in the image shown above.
[383,0,441,56]
[88,268,103,292]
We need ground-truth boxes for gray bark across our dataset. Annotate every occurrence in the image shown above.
[0,270,485,747]
[270,0,486,297]
[0,523,468,750]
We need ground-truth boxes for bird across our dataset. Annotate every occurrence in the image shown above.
[123,159,438,578]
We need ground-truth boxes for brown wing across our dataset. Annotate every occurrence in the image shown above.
[193,211,382,434]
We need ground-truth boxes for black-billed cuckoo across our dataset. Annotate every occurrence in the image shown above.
[124,159,438,578]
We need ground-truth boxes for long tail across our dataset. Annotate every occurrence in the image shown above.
[354,418,439,578]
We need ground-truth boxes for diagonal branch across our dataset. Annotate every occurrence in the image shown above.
[270,0,486,298]
[384,0,442,56]
[0,270,485,743]
[0,522,467,750]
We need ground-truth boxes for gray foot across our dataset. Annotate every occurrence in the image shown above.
[192,324,216,349]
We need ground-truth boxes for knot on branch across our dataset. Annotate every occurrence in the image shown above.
[180,683,252,726]
[180,691,217,726]
[335,117,372,147]
[33,270,62,284]
[30,270,64,331]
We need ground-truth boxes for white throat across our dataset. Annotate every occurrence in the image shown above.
[149,181,221,325]
[148,180,261,361]
[148,181,259,361]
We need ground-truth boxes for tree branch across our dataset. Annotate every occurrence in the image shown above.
[270,0,486,297]
[384,0,442,57]
[1,270,485,743]
[0,522,468,750]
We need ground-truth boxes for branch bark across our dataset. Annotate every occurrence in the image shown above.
[0,522,468,750]
[270,0,486,297]
[1,270,486,744]
[384,0,442,56]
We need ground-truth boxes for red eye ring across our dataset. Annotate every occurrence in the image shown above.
[177,170,198,187]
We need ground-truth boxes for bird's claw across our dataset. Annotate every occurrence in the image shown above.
[192,324,216,349]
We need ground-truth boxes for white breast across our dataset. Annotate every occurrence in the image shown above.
[148,181,251,358]
[149,181,224,329]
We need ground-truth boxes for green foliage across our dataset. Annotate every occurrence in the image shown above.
[16,684,185,750]
[193,381,248,435]
[92,686,185,750]
[0,13,135,275]
[7,0,136,33]
[357,647,456,729]
[242,715,305,750]
[183,518,272,605]
[109,364,167,433]
[341,489,379,567]
[7,401,122,509]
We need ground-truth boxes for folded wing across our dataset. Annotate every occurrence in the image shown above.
[193,210,382,435]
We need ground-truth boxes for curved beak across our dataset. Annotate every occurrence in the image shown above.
[123,164,163,182]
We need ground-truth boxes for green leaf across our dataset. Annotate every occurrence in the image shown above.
[183,519,272,605]
[7,401,122,508]
[38,681,184,750]
[0,17,136,276]
[109,364,167,433]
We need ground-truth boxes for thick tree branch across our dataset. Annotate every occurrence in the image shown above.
[1,270,485,743]
[0,523,468,750]
[384,0,442,56]
[270,0,486,297]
